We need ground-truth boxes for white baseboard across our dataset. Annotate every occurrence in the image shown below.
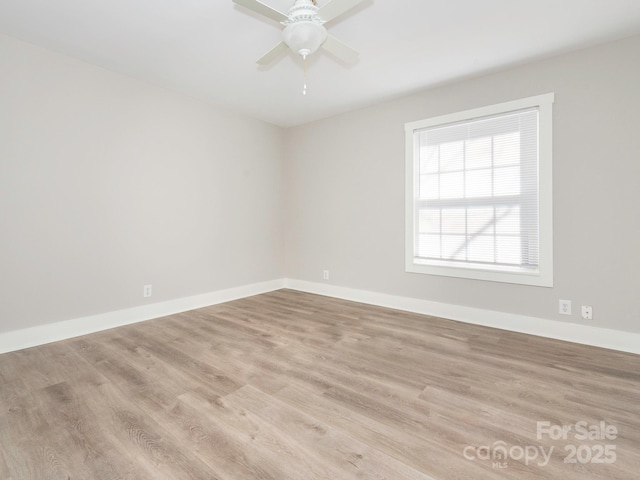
[0,279,285,355]
[284,279,640,355]
[3,278,638,356]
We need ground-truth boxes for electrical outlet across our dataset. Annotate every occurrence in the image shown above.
[559,299,571,315]
[581,306,593,320]
[143,284,153,298]
[323,270,330,281]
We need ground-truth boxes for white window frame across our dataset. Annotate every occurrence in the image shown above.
[405,93,554,287]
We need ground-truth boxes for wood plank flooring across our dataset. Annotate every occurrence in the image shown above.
[1,289,639,479]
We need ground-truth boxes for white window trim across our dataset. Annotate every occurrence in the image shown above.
[405,93,554,287]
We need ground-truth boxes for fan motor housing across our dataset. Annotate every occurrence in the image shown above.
[282,0,327,58]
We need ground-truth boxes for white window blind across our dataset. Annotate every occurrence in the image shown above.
[405,94,554,286]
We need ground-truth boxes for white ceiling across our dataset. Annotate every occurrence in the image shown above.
[1,0,640,127]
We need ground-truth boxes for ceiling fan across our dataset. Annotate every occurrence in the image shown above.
[233,0,365,66]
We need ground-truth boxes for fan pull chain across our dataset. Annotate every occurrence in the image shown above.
[302,54,308,95]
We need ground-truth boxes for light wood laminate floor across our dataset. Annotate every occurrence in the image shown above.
[1,289,639,479]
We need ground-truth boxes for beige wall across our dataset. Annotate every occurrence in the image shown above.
[284,34,640,333]
[0,34,285,333]
[2,31,639,339]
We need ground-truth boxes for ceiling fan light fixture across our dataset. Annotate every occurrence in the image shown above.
[233,0,363,66]
[282,20,327,58]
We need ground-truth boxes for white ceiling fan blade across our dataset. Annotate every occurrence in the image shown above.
[233,0,288,23]
[317,0,365,22]
[322,35,359,63]
[257,42,289,66]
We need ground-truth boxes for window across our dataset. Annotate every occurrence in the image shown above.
[405,94,554,286]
